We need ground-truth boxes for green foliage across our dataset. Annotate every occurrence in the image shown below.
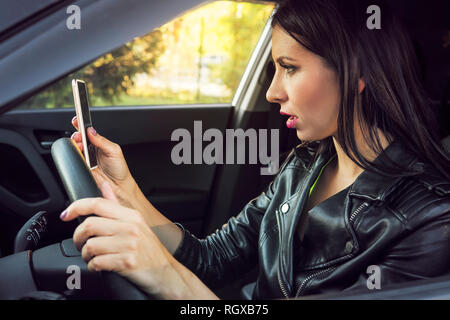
[209,4,273,95]
[17,1,274,110]
[18,30,164,109]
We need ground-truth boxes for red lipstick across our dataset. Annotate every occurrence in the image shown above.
[280,111,298,129]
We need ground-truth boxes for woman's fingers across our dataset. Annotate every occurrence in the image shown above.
[70,132,83,151]
[61,197,139,222]
[71,122,122,158]
[81,235,133,262]
[71,116,79,131]
[73,216,125,251]
[71,131,82,142]
[70,125,83,151]
[87,253,128,273]
[85,127,123,158]
[60,197,145,249]
[72,117,104,152]
[59,195,176,295]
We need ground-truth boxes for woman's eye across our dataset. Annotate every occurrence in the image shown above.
[279,63,297,74]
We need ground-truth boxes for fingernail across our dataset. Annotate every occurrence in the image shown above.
[71,116,77,122]
[89,127,97,136]
[60,209,67,220]
[70,132,76,139]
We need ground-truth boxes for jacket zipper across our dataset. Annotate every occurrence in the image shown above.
[349,202,369,223]
[295,266,336,297]
[293,202,369,297]
[275,209,290,298]
[278,263,290,298]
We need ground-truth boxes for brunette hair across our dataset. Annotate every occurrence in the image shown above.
[272,0,450,179]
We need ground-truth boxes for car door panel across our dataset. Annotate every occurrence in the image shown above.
[0,128,65,218]
[0,104,233,239]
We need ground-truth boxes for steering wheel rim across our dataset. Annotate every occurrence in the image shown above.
[51,137,150,300]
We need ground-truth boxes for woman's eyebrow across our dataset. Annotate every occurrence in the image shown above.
[275,56,297,64]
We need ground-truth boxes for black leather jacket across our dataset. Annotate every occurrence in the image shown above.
[173,140,450,299]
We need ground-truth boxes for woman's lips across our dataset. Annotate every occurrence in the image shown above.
[280,111,298,129]
[286,116,298,129]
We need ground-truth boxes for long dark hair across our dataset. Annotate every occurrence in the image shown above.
[272,0,450,179]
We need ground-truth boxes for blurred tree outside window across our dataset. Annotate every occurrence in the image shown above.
[17,1,274,109]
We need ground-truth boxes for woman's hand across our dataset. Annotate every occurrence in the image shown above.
[70,117,138,210]
[70,116,184,253]
[60,182,217,299]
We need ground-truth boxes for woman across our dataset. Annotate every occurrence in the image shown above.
[63,0,450,299]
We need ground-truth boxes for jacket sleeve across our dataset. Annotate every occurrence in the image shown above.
[172,152,295,289]
[344,207,450,293]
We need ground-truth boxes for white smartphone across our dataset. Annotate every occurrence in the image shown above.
[72,79,97,168]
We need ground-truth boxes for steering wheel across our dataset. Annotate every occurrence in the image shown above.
[49,137,150,300]
[0,138,150,299]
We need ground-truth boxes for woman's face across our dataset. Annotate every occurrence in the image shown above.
[266,26,341,142]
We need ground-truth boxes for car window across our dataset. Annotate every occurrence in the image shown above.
[17,1,274,110]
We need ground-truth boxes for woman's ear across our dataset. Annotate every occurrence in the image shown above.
[358,78,366,93]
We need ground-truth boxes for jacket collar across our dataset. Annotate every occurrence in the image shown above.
[294,139,423,203]
[349,140,423,202]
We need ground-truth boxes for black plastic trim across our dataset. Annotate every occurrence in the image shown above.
[0,129,65,218]
[0,251,38,299]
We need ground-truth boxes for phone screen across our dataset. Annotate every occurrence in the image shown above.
[77,81,92,128]
[73,79,97,168]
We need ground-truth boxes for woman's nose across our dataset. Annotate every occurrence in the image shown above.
[266,76,287,104]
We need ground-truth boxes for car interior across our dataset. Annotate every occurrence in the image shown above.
[0,0,449,299]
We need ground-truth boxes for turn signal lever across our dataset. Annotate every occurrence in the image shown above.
[14,211,48,253]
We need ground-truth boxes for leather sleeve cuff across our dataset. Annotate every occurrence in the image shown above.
[172,222,197,266]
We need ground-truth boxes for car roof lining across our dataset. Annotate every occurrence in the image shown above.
[0,0,65,36]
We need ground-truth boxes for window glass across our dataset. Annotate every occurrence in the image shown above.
[17,1,274,109]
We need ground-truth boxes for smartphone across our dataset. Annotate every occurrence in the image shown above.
[72,79,97,168]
